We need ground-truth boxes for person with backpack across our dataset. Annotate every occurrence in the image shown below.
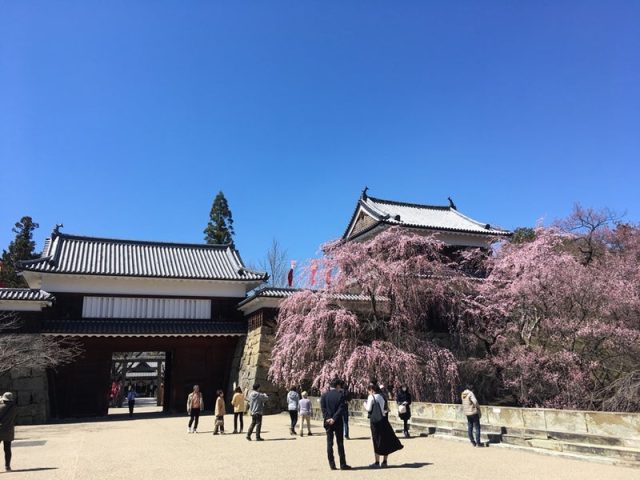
[364,383,403,468]
[461,384,482,446]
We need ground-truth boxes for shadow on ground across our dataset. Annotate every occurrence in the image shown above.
[347,462,432,471]
[6,468,58,473]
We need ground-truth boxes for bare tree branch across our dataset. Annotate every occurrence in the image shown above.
[0,312,82,376]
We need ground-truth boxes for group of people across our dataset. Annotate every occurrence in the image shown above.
[183,379,482,470]
[183,380,413,470]
[186,384,271,440]
[1,378,481,474]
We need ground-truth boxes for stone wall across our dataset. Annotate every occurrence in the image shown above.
[0,367,49,424]
[234,309,285,413]
[309,397,640,446]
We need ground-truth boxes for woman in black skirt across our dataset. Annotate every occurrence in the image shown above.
[364,383,403,468]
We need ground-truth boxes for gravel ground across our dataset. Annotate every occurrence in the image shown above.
[5,408,638,480]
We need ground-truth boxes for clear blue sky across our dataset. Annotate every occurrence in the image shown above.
[1,1,638,268]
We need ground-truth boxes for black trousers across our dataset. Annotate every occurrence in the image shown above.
[2,440,11,468]
[188,408,200,430]
[326,422,347,467]
[288,410,298,429]
[247,414,262,438]
[234,412,244,432]
[128,400,135,417]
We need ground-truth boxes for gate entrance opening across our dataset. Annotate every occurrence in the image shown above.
[108,352,166,416]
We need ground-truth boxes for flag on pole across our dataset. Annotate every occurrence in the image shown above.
[287,260,297,287]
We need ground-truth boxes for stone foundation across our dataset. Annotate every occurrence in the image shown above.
[234,319,285,413]
[0,367,49,424]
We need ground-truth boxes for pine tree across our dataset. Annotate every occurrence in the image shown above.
[0,216,40,287]
[204,191,235,245]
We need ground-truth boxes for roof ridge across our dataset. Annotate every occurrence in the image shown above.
[0,287,42,293]
[367,195,451,211]
[49,232,234,250]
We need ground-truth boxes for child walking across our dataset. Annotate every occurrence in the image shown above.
[298,391,313,437]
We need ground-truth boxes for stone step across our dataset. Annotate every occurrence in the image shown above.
[501,427,635,449]
[524,438,640,463]
[494,440,640,468]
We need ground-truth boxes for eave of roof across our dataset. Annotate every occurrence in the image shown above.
[0,288,55,303]
[238,286,383,310]
[40,319,247,337]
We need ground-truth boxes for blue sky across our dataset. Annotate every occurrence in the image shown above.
[1,1,638,268]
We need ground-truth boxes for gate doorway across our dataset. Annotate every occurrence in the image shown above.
[108,352,167,417]
[48,336,238,418]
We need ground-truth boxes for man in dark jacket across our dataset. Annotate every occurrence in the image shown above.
[0,392,18,472]
[320,379,351,471]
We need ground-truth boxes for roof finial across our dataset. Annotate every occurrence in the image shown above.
[362,186,369,199]
[53,223,64,236]
[447,197,457,210]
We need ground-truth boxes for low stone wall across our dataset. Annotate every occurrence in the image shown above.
[309,397,640,445]
[0,368,49,424]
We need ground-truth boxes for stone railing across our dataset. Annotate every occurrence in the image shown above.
[308,396,640,464]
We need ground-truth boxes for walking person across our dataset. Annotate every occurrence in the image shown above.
[287,386,300,435]
[246,383,268,441]
[298,391,312,437]
[127,386,137,418]
[320,379,351,471]
[231,386,245,434]
[364,383,403,468]
[186,385,204,433]
[213,390,226,435]
[0,392,17,472]
[396,384,412,438]
[462,384,482,446]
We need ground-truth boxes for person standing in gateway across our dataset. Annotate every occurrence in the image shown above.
[246,384,268,441]
[127,386,137,418]
[320,379,351,471]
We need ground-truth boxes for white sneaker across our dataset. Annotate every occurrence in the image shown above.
[193,429,197,434]
[187,427,192,433]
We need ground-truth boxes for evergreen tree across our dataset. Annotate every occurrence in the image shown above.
[204,191,235,245]
[0,216,40,287]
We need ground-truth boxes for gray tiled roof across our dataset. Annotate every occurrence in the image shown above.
[0,288,54,302]
[41,319,247,337]
[344,193,511,239]
[19,233,267,282]
[237,287,380,308]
